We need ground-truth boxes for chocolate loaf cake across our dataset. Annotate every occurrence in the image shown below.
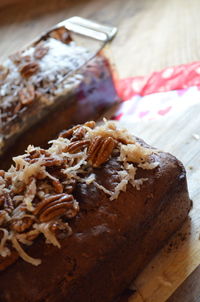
[0,120,191,302]
[0,27,119,169]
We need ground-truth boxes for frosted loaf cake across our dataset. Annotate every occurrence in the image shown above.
[0,120,191,302]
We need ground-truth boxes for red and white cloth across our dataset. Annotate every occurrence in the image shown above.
[115,61,200,121]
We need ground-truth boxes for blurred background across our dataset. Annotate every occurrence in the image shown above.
[1,0,200,78]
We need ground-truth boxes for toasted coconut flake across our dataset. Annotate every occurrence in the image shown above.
[85,173,96,185]
[0,120,159,268]
[0,229,10,257]
[130,178,148,190]
[11,236,41,266]
[23,178,37,211]
[110,179,128,201]
[94,181,113,196]
[87,120,135,144]
[120,143,153,164]
[138,161,159,170]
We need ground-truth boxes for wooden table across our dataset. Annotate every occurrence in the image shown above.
[0,0,200,301]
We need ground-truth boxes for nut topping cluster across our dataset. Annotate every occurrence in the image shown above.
[0,120,158,269]
[0,26,91,127]
[0,120,118,268]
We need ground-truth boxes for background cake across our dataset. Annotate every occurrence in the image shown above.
[0,26,119,169]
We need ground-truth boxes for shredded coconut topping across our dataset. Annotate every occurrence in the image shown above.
[0,120,159,269]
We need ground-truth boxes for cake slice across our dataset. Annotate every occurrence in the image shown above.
[0,120,191,302]
[0,27,119,169]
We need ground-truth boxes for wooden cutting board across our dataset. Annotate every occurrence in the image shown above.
[117,102,200,302]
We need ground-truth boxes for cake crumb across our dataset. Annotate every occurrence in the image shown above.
[165,231,189,253]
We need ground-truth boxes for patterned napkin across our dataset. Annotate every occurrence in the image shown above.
[114,61,200,121]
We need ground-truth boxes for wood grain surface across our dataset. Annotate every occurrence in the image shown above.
[1,0,200,301]
[119,102,200,301]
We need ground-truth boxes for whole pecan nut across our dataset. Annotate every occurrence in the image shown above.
[65,139,90,153]
[59,121,95,139]
[18,84,35,105]
[27,149,63,167]
[9,52,21,64]
[11,217,34,233]
[0,170,5,177]
[50,27,72,44]
[59,125,81,139]
[84,121,96,129]
[19,62,40,78]
[34,193,79,222]
[34,45,49,60]
[88,136,116,167]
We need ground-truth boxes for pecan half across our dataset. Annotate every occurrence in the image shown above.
[88,136,116,167]
[21,55,31,63]
[84,121,96,129]
[28,149,63,167]
[20,62,40,78]
[9,52,21,64]
[9,52,31,67]
[52,179,63,194]
[71,127,86,142]
[0,170,5,177]
[34,193,79,222]
[0,65,9,82]
[50,27,72,44]
[18,84,35,105]
[59,125,80,139]
[34,45,49,60]
[59,121,95,139]
[11,217,34,233]
[65,139,90,153]
[29,148,50,159]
